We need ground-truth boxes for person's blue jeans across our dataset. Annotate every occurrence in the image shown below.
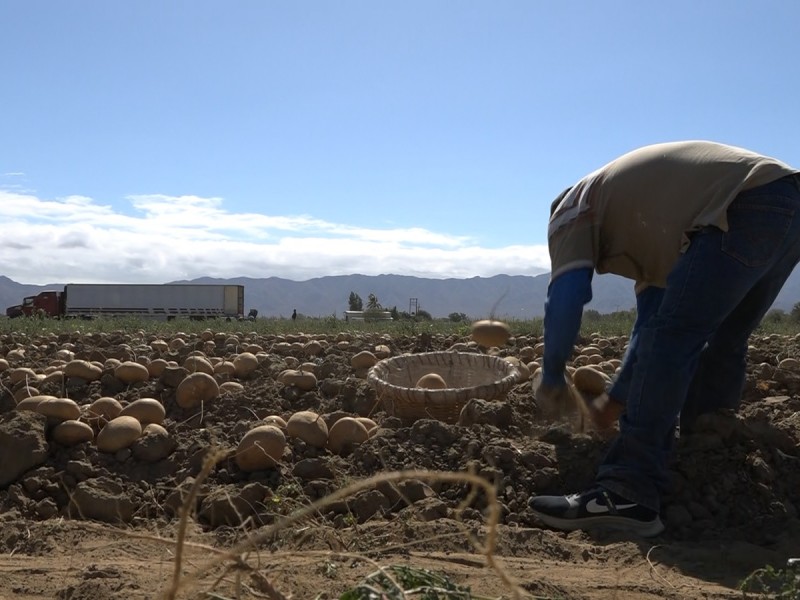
[597,174,800,512]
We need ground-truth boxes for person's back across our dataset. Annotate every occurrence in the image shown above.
[548,140,798,289]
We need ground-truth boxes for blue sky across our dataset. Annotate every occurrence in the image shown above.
[1,1,799,285]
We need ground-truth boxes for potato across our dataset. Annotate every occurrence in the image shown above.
[86,397,124,427]
[36,397,81,421]
[119,398,166,425]
[373,344,391,359]
[214,361,236,376]
[327,417,370,454]
[16,395,53,411]
[183,355,214,375]
[280,369,317,391]
[235,425,286,471]
[150,339,169,353]
[6,348,26,362]
[53,420,94,446]
[262,415,288,429]
[356,417,379,437]
[64,360,102,381]
[471,319,511,347]
[571,365,610,396]
[232,352,259,377]
[286,411,328,448]
[351,351,378,369]
[504,356,531,381]
[142,423,169,437]
[175,372,220,409]
[96,415,142,453]
[146,358,169,378]
[299,362,318,375]
[104,358,123,370]
[41,370,65,386]
[14,388,44,404]
[415,373,448,389]
[220,381,244,394]
[114,361,150,384]
[8,367,38,386]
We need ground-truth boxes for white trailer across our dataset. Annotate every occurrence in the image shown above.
[63,284,244,320]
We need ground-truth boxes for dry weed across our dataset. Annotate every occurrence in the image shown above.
[148,446,525,599]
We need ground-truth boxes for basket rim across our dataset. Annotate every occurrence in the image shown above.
[366,350,521,399]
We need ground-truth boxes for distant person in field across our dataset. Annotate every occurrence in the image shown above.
[529,140,800,537]
[291,309,297,321]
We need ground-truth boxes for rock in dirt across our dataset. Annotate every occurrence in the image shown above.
[409,419,458,446]
[292,457,335,480]
[349,489,391,522]
[68,477,135,523]
[0,411,49,488]
[377,479,437,508]
[163,477,200,516]
[458,398,513,428]
[198,482,269,527]
[405,496,449,521]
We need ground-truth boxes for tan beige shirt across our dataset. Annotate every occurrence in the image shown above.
[548,141,799,290]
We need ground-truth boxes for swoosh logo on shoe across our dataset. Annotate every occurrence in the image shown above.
[586,498,638,514]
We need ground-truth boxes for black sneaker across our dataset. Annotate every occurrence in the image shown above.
[528,487,665,537]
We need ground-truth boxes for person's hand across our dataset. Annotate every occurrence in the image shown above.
[584,392,624,431]
[534,380,579,423]
[535,376,617,433]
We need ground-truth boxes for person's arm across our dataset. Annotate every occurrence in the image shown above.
[541,267,593,387]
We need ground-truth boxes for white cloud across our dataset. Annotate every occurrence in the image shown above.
[0,172,34,194]
[0,191,550,284]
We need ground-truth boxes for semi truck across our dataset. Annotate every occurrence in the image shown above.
[5,284,245,320]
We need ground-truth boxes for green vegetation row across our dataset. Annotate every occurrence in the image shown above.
[4,306,800,338]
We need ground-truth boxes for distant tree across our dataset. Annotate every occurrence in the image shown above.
[415,309,433,320]
[348,292,363,311]
[366,293,382,310]
[448,312,468,323]
[390,306,400,320]
[792,302,800,322]
[764,308,787,324]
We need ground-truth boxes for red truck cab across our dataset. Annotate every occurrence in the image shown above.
[5,291,62,318]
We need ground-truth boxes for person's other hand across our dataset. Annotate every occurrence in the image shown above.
[584,392,624,431]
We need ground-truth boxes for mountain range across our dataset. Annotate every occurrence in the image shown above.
[2,270,800,319]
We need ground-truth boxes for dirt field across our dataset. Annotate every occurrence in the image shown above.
[1,328,798,599]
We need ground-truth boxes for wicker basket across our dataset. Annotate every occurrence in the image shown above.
[367,351,522,424]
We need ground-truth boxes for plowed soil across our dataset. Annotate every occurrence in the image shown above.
[0,328,798,599]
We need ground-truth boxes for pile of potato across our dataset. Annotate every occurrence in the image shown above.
[0,326,630,480]
[235,410,379,471]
